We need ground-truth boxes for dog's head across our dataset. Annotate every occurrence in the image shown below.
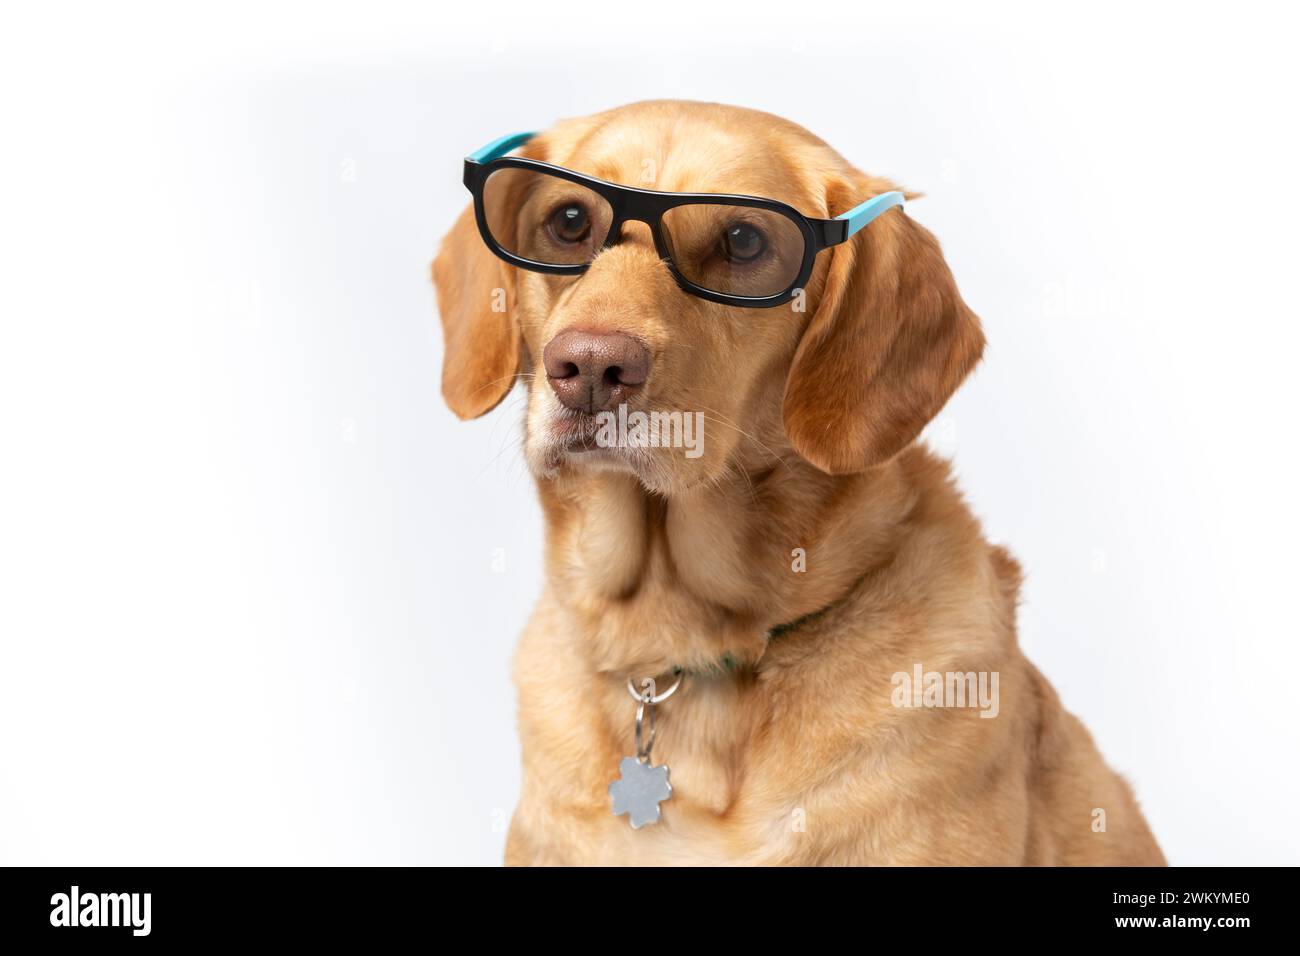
[433,101,983,492]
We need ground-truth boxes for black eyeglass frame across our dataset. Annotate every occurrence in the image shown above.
[462,144,901,309]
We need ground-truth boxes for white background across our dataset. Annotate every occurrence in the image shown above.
[2,1,1297,865]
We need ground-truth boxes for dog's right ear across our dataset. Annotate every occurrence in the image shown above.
[431,203,521,420]
[782,171,984,474]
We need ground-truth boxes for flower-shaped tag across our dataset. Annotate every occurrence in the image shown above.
[608,756,672,828]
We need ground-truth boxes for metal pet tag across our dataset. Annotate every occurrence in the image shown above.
[609,673,684,829]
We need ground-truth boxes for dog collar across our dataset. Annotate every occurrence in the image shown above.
[685,601,841,677]
[608,601,842,828]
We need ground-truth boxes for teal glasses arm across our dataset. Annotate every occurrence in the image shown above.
[466,131,537,163]
[835,190,905,238]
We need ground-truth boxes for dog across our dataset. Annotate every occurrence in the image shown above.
[433,100,1165,865]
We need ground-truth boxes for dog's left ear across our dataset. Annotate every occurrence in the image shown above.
[431,202,521,420]
[782,172,985,474]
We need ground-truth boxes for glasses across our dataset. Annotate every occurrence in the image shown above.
[462,131,904,309]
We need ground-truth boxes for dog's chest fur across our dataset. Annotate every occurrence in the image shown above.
[501,450,1165,865]
[510,452,1018,864]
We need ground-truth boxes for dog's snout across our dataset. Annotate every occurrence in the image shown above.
[543,330,651,414]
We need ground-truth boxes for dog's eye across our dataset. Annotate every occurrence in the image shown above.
[548,203,592,244]
[720,222,766,263]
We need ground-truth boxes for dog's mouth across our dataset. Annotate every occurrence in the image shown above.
[544,410,639,464]
[528,403,686,492]
[550,410,602,445]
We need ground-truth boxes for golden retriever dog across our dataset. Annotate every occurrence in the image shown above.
[433,100,1165,865]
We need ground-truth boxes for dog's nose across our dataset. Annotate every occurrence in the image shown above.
[543,330,651,414]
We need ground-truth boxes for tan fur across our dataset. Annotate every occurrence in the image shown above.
[433,101,1165,865]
